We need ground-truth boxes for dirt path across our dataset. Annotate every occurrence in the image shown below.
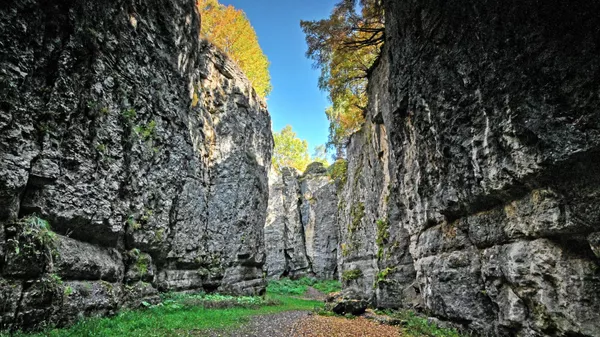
[302,287,327,301]
[207,311,400,337]
[291,314,401,337]
[207,311,309,337]
[205,288,400,337]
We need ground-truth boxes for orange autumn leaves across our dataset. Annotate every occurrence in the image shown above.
[197,0,272,98]
[301,0,384,155]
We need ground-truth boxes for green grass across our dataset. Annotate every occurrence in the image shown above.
[4,293,323,337]
[4,278,465,337]
[266,277,341,295]
[377,310,463,337]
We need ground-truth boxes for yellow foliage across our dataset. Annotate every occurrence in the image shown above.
[272,125,311,172]
[197,0,272,98]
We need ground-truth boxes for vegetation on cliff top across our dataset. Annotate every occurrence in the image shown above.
[301,0,384,156]
[272,125,329,172]
[197,0,272,98]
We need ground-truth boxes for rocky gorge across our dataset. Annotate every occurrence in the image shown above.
[1,0,599,335]
[267,0,600,336]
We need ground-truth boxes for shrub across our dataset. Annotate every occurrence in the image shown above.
[349,202,365,233]
[391,311,463,337]
[341,269,362,282]
[6,215,58,262]
[327,159,348,186]
[376,218,390,260]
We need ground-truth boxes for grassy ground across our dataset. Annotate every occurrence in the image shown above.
[266,277,342,295]
[374,310,463,337]
[5,293,323,337]
[4,278,463,337]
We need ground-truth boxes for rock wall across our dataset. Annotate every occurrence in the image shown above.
[265,163,339,280]
[0,0,272,331]
[339,0,600,336]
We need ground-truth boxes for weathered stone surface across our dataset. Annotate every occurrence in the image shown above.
[0,0,272,330]
[57,236,124,283]
[0,280,22,331]
[264,168,311,278]
[124,250,154,284]
[325,289,368,316]
[338,0,600,335]
[14,279,63,331]
[59,281,122,327]
[300,163,339,280]
[265,163,339,280]
[122,281,160,309]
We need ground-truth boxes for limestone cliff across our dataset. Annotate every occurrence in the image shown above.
[0,0,272,331]
[339,0,600,336]
[265,163,339,280]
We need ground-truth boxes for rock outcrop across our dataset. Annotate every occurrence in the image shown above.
[265,163,339,280]
[0,0,272,331]
[338,0,600,336]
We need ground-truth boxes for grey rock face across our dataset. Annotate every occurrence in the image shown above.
[265,163,339,280]
[325,289,368,316]
[338,0,600,335]
[264,168,311,278]
[299,164,339,280]
[0,0,271,331]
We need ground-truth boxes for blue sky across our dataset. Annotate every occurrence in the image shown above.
[220,0,338,154]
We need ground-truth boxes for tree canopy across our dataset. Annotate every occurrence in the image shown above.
[272,126,311,172]
[301,0,384,156]
[272,126,329,173]
[197,0,272,98]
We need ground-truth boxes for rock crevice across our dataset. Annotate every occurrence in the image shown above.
[264,163,339,280]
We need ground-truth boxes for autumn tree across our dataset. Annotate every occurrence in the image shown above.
[197,0,272,98]
[301,0,384,156]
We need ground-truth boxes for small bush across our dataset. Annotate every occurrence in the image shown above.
[6,215,58,261]
[392,311,463,337]
[376,218,390,260]
[327,159,348,185]
[122,108,136,120]
[134,120,157,141]
[341,269,362,282]
[349,202,365,234]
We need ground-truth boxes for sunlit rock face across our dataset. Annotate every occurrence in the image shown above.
[265,163,339,280]
[339,0,600,335]
[0,0,272,331]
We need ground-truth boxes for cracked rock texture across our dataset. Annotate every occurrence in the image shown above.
[265,163,339,280]
[338,0,600,336]
[0,0,272,331]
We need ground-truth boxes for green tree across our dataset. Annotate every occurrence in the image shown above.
[301,0,384,155]
[272,126,311,172]
[198,0,272,98]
